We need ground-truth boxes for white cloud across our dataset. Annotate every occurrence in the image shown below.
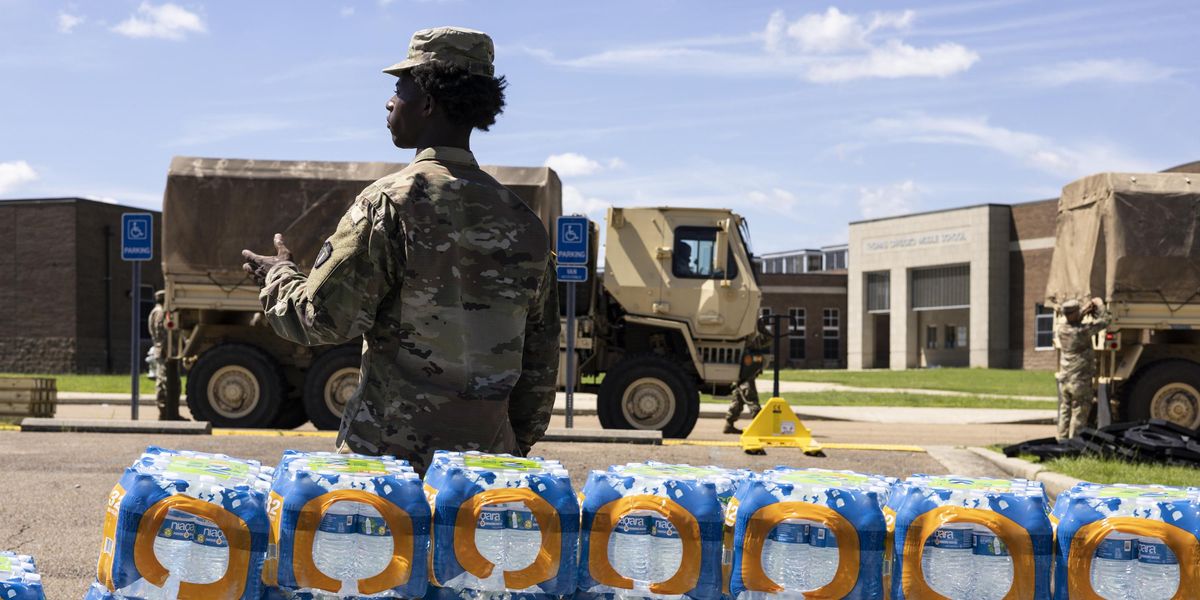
[169,115,294,146]
[113,2,206,41]
[858,180,918,219]
[1025,58,1175,86]
[57,12,84,33]
[745,188,800,212]
[339,6,355,17]
[869,113,1154,177]
[545,152,625,177]
[532,7,977,83]
[562,185,611,220]
[0,161,39,195]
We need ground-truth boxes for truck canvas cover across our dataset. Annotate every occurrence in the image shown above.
[163,156,561,285]
[1046,172,1200,306]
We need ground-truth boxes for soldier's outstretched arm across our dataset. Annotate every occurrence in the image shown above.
[508,258,561,455]
[257,195,400,347]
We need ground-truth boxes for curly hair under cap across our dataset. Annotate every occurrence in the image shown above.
[409,61,507,131]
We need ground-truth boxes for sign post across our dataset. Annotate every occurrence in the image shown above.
[555,215,589,429]
[121,213,154,421]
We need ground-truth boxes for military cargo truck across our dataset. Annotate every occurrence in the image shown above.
[1046,171,1200,431]
[161,156,762,438]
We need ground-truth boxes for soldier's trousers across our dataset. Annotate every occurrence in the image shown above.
[726,381,762,425]
[1057,381,1093,440]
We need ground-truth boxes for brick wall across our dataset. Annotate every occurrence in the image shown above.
[1008,199,1058,370]
[759,272,848,368]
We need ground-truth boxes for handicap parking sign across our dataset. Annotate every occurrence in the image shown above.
[121,213,154,261]
[556,216,589,265]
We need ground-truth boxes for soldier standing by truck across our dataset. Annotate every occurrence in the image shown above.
[1056,297,1108,440]
[241,27,559,472]
[146,290,179,420]
[724,332,768,434]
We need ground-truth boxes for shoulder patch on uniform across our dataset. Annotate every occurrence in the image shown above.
[314,241,333,269]
[349,196,370,224]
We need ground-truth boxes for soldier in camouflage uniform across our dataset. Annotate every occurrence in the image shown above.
[1055,297,1108,440]
[146,290,177,420]
[241,27,559,473]
[725,332,769,434]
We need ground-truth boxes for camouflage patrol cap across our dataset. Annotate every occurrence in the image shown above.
[382,26,495,77]
[154,290,165,303]
[1062,299,1081,312]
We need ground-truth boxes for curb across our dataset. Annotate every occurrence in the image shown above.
[540,427,661,445]
[967,446,1082,498]
[20,418,211,435]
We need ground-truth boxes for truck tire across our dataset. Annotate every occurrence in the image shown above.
[185,344,285,428]
[598,355,699,438]
[303,346,361,431]
[1125,360,1200,432]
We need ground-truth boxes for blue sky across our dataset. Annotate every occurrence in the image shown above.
[1,0,1197,254]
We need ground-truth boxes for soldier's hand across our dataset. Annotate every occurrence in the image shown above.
[241,233,293,286]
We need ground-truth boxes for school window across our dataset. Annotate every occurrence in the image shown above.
[671,226,739,280]
[822,308,840,360]
[788,308,805,360]
[760,307,773,335]
[926,325,938,349]
[1035,304,1054,349]
[944,324,968,349]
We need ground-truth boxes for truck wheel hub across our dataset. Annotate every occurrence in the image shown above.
[207,366,260,418]
[1151,383,1200,429]
[324,368,360,418]
[621,377,674,430]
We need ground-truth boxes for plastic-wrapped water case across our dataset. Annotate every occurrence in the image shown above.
[1052,482,1200,599]
[0,552,44,600]
[890,475,1052,600]
[424,450,579,599]
[729,467,893,600]
[87,447,271,600]
[578,462,744,600]
[265,451,430,599]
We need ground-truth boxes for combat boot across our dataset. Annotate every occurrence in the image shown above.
[723,423,742,435]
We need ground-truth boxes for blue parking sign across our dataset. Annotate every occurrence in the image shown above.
[556,265,588,282]
[121,213,154,261]
[556,216,589,265]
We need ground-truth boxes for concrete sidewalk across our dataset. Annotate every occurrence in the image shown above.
[754,378,1053,402]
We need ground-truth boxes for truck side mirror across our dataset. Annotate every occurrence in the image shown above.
[714,225,729,278]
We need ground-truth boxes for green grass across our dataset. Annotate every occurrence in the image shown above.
[1040,456,1200,488]
[0,373,174,393]
[775,368,1057,397]
[701,391,1056,410]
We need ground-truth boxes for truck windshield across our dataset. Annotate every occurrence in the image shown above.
[672,226,739,280]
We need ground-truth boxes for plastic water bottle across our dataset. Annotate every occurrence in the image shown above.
[1091,533,1137,598]
[971,526,1012,600]
[1135,537,1179,600]
[357,506,393,579]
[506,508,542,571]
[190,518,229,584]
[610,512,652,580]
[475,504,508,570]
[921,523,974,598]
[313,501,359,583]
[153,509,195,582]
[649,516,682,583]
[808,524,840,590]
[762,520,808,591]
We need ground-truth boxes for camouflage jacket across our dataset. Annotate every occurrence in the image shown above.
[147,304,166,345]
[1055,308,1109,385]
[259,147,559,471]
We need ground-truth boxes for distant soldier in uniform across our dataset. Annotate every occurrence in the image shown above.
[146,290,177,420]
[725,332,769,434]
[241,27,559,473]
[1056,297,1108,440]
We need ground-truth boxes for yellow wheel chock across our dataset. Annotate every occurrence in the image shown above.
[740,397,824,456]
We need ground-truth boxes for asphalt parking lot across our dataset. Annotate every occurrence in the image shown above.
[0,413,1053,599]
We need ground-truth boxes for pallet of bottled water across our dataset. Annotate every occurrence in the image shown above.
[0,552,44,600]
[889,475,1052,600]
[86,447,272,600]
[577,462,745,600]
[728,467,893,600]
[265,451,429,599]
[1052,482,1199,600]
[423,450,578,599]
